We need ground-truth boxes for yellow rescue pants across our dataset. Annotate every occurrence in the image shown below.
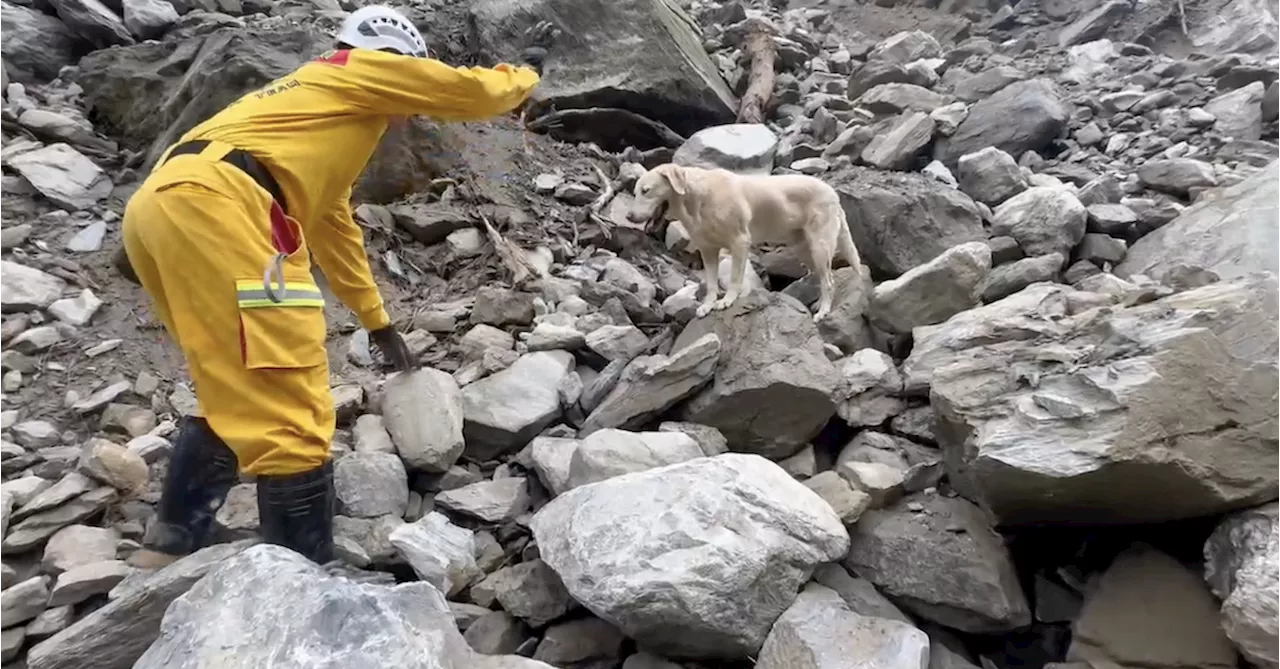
[122,156,334,476]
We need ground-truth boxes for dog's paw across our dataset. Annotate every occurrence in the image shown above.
[695,303,714,318]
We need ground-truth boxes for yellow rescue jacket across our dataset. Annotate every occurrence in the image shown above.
[151,48,540,331]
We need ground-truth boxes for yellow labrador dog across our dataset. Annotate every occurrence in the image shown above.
[627,163,863,321]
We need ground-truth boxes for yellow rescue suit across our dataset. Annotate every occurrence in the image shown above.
[123,49,539,476]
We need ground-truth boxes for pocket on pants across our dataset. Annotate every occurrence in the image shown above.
[235,278,328,370]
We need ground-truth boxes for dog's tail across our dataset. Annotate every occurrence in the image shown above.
[833,202,862,271]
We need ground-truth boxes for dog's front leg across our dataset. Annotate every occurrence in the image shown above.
[695,246,720,318]
[713,238,749,311]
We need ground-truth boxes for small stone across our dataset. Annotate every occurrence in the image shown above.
[47,559,131,607]
[65,221,107,253]
[48,288,103,326]
[804,471,873,524]
[78,437,149,493]
[435,477,531,523]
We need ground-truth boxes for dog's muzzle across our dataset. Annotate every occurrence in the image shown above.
[627,202,667,227]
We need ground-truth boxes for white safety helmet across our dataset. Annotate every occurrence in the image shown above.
[337,5,428,58]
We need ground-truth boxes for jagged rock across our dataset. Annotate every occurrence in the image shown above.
[1,142,112,211]
[534,617,626,666]
[803,471,872,524]
[585,325,649,362]
[672,124,778,174]
[955,147,1027,206]
[811,563,912,624]
[473,559,575,628]
[834,166,986,277]
[1118,160,1278,282]
[856,83,947,114]
[122,0,179,40]
[388,511,480,597]
[78,438,148,494]
[580,333,720,434]
[951,65,1025,103]
[458,324,515,360]
[566,429,704,490]
[2,261,67,313]
[1058,0,1130,47]
[868,30,942,64]
[41,524,119,575]
[991,186,1087,258]
[527,436,578,497]
[835,431,942,504]
[672,293,837,460]
[861,111,935,171]
[756,584,929,669]
[935,79,1068,166]
[526,323,586,351]
[1203,503,1279,669]
[465,610,530,654]
[436,477,530,523]
[1068,545,1236,669]
[844,492,1030,633]
[868,242,992,334]
[393,203,474,244]
[981,253,1064,302]
[1086,202,1138,235]
[462,351,574,460]
[378,368,465,473]
[469,0,735,140]
[473,287,536,327]
[1204,81,1266,141]
[1,575,51,626]
[834,349,906,427]
[531,453,849,659]
[1,2,79,83]
[847,60,912,99]
[1077,233,1126,266]
[26,542,252,669]
[334,451,408,518]
[49,0,134,48]
[132,544,555,669]
[50,288,104,326]
[1137,158,1218,196]
[927,274,1278,525]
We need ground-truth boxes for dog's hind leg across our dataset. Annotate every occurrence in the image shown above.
[713,237,750,312]
[695,245,721,318]
[807,237,837,321]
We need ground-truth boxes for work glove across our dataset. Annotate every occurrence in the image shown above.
[520,20,560,75]
[369,325,418,374]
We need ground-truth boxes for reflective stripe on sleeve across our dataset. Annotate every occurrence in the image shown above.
[235,280,325,309]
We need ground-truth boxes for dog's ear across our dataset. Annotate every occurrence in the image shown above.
[662,165,689,196]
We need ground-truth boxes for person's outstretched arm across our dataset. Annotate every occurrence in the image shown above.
[310,48,541,121]
[308,188,390,332]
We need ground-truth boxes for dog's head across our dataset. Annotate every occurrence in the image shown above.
[626,163,689,225]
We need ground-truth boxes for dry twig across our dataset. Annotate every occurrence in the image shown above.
[478,209,542,284]
[587,163,616,238]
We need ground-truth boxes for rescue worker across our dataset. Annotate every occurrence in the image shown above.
[119,5,550,568]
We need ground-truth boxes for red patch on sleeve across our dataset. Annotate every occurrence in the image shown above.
[314,49,351,66]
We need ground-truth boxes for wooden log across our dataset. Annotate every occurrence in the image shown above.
[736,20,778,125]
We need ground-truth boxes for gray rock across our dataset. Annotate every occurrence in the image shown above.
[935,79,1068,166]
[26,605,74,639]
[48,560,132,607]
[48,0,133,48]
[835,431,942,504]
[458,324,515,360]
[834,349,906,427]
[1203,503,1278,669]
[861,111,935,171]
[530,453,849,659]
[756,584,929,669]
[991,186,1087,258]
[334,514,403,565]
[803,471,872,524]
[533,617,626,665]
[835,166,987,277]
[5,487,119,553]
[1,627,22,663]
[462,351,575,461]
[581,333,720,434]
[352,414,395,454]
[131,544,555,669]
[525,323,586,351]
[567,429,704,490]
[378,368,465,473]
[811,563,912,624]
[980,253,1064,302]
[1138,158,1218,196]
[1205,81,1266,141]
[334,451,408,518]
[927,274,1278,525]
[476,559,574,628]
[1068,545,1236,669]
[50,288,104,326]
[388,511,480,597]
[672,124,778,174]
[7,143,113,211]
[527,436,579,497]
[435,477,531,523]
[844,493,1030,633]
[1,261,67,313]
[121,0,178,40]
[848,60,912,99]
[1,575,51,626]
[26,541,252,669]
[868,242,992,334]
[1077,233,1127,266]
[465,610,531,655]
[468,0,734,139]
[585,325,649,362]
[78,437,148,493]
[869,30,942,64]
[1086,203,1138,235]
[1118,160,1278,283]
[213,483,258,536]
[955,147,1028,206]
[1,2,79,83]
[856,83,948,114]
[42,524,119,575]
[673,293,838,460]
[66,221,107,253]
[473,287,535,327]
[1058,0,1131,47]
[951,65,1026,103]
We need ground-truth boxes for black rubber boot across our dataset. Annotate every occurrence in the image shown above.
[130,416,239,568]
[256,460,336,565]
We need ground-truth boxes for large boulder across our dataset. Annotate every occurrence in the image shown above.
[580,333,720,435]
[381,368,465,473]
[672,124,778,174]
[1117,160,1279,283]
[923,274,1279,526]
[1,2,80,84]
[462,351,576,461]
[1184,0,1277,58]
[934,79,1068,166]
[49,0,134,49]
[672,293,838,460]
[832,166,987,278]
[867,241,992,334]
[468,0,735,140]
[132,544,554,669]
[844,492,1031,634]
[1203,503,1279,669]
[530,453,849,660]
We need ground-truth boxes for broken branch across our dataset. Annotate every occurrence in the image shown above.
[477,210,542,285]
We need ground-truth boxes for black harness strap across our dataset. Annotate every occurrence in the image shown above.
[164,140,288,214]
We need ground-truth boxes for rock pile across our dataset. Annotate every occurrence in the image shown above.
[1,0,1277,668]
